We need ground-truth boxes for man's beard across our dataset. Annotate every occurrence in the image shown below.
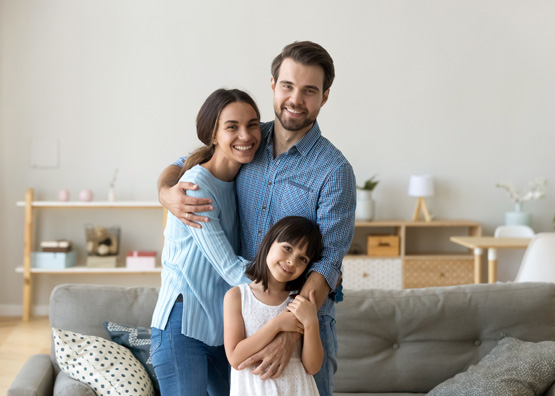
[275,108,316,132]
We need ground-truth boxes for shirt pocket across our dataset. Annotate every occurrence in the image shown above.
[278,181,318,222]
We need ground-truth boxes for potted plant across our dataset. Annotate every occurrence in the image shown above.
[356,175,379,221]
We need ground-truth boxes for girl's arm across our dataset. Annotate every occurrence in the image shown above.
[223,287,303,370]
[287,290,324,375]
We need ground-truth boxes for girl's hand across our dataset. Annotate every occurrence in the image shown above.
[275,310,304,334]
[287,290,318,328]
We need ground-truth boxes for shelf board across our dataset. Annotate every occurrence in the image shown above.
[16,201,162,209]
[404,254,474,260]
[15,266,162,274]
[345,254,401,260]
[355,219,480,227]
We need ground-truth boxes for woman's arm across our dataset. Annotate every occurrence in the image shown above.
[169,173,249,286]
[223,287,303,370]
[287,290,324,375]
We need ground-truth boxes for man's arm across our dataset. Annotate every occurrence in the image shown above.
[157,163,213,228]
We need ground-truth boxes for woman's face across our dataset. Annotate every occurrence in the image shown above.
[213,102,261,165]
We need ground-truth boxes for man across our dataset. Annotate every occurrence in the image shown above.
[158,41,356,396]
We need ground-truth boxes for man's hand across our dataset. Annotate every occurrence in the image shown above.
[157,165,213,228]
[237,332,300,380]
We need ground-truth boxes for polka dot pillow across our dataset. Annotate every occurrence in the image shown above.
[53,328,155,396]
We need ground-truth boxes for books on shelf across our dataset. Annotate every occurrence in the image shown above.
[40,240,72,253]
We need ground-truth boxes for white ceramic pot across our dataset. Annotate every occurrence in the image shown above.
[355,189,375,221]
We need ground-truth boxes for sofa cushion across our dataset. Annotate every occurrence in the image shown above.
[104,321,159,395]
[428,336,555,396]
[49,284,159,366]
[53,328,155,396]
[334,282,555,394]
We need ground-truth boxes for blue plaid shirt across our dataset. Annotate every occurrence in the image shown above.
[175,120,356,317]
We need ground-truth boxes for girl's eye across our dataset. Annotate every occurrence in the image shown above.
[300,257,309,263]
[283,245,292,252]
[226,125,237,130]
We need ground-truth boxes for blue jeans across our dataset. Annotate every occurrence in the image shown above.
[150,302,230,396]
[313,314,338,396]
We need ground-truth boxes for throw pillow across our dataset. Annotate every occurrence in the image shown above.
[428,336,555,396]
[53,328,155,396]
[103,321,159,395]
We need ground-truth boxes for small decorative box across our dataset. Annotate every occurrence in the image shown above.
[126,251,157,269]
[367,235,400,257]
[31,251,76,269]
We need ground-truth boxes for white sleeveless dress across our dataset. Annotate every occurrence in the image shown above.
[230,283,320,396]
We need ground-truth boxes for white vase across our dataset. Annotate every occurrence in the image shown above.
[355,190,375,221]
[108,187,115,202]
[505,202,531,226]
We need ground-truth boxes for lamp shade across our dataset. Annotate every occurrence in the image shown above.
[408,175,435,197]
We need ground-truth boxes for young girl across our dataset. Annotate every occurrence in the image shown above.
[224,216,324,396]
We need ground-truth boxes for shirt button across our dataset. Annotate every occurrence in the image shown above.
[474,340,481,346]
[268,181,272,186]
[262,206,267,210]
[392,343,400,350]
[258,230,262,235]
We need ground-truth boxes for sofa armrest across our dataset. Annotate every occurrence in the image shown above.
[543,382,555,396]
[7,354,54,396]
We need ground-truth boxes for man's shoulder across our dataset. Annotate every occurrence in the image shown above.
[312,134,352,170]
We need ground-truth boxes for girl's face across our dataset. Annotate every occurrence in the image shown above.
[213,102,261,165]
[266,240,311,284]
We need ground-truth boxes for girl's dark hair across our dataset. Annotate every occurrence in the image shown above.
[180,88,260,177]
[245,216,324,292]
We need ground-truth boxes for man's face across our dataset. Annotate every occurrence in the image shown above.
[271,58,329,133]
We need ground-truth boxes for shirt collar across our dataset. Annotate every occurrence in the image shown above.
[262,120,321,157]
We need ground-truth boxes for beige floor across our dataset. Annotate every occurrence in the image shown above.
[0,316,51,394]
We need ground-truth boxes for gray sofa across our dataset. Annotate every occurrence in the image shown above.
[8,282,555,395]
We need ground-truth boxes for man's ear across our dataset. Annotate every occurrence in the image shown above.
[321,89,330,107]
[271,77,276,93]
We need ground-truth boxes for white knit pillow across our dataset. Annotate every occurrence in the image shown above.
[53,328,155,396]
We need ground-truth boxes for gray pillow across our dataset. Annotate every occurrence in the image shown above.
[428,337,555,396]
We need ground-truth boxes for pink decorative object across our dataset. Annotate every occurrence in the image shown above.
[58,189,70,201]
[126,251,157,270]
[79,189,94,202]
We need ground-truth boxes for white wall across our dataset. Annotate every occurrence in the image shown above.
[1,0,554,313]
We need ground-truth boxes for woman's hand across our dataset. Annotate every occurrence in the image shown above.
[287,290,319,329]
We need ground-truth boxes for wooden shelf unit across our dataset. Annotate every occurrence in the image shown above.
[344,219,482,290]
[17,188,167,321]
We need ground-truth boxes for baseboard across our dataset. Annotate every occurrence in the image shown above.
[0,304,49,317]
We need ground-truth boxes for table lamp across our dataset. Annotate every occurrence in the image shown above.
[408,175,434,222]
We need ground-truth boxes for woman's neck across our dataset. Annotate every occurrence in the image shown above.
[201,153,242,182]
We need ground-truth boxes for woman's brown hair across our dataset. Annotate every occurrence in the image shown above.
[179,89,260,178]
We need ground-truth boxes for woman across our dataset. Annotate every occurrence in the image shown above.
[151,88,261,396]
